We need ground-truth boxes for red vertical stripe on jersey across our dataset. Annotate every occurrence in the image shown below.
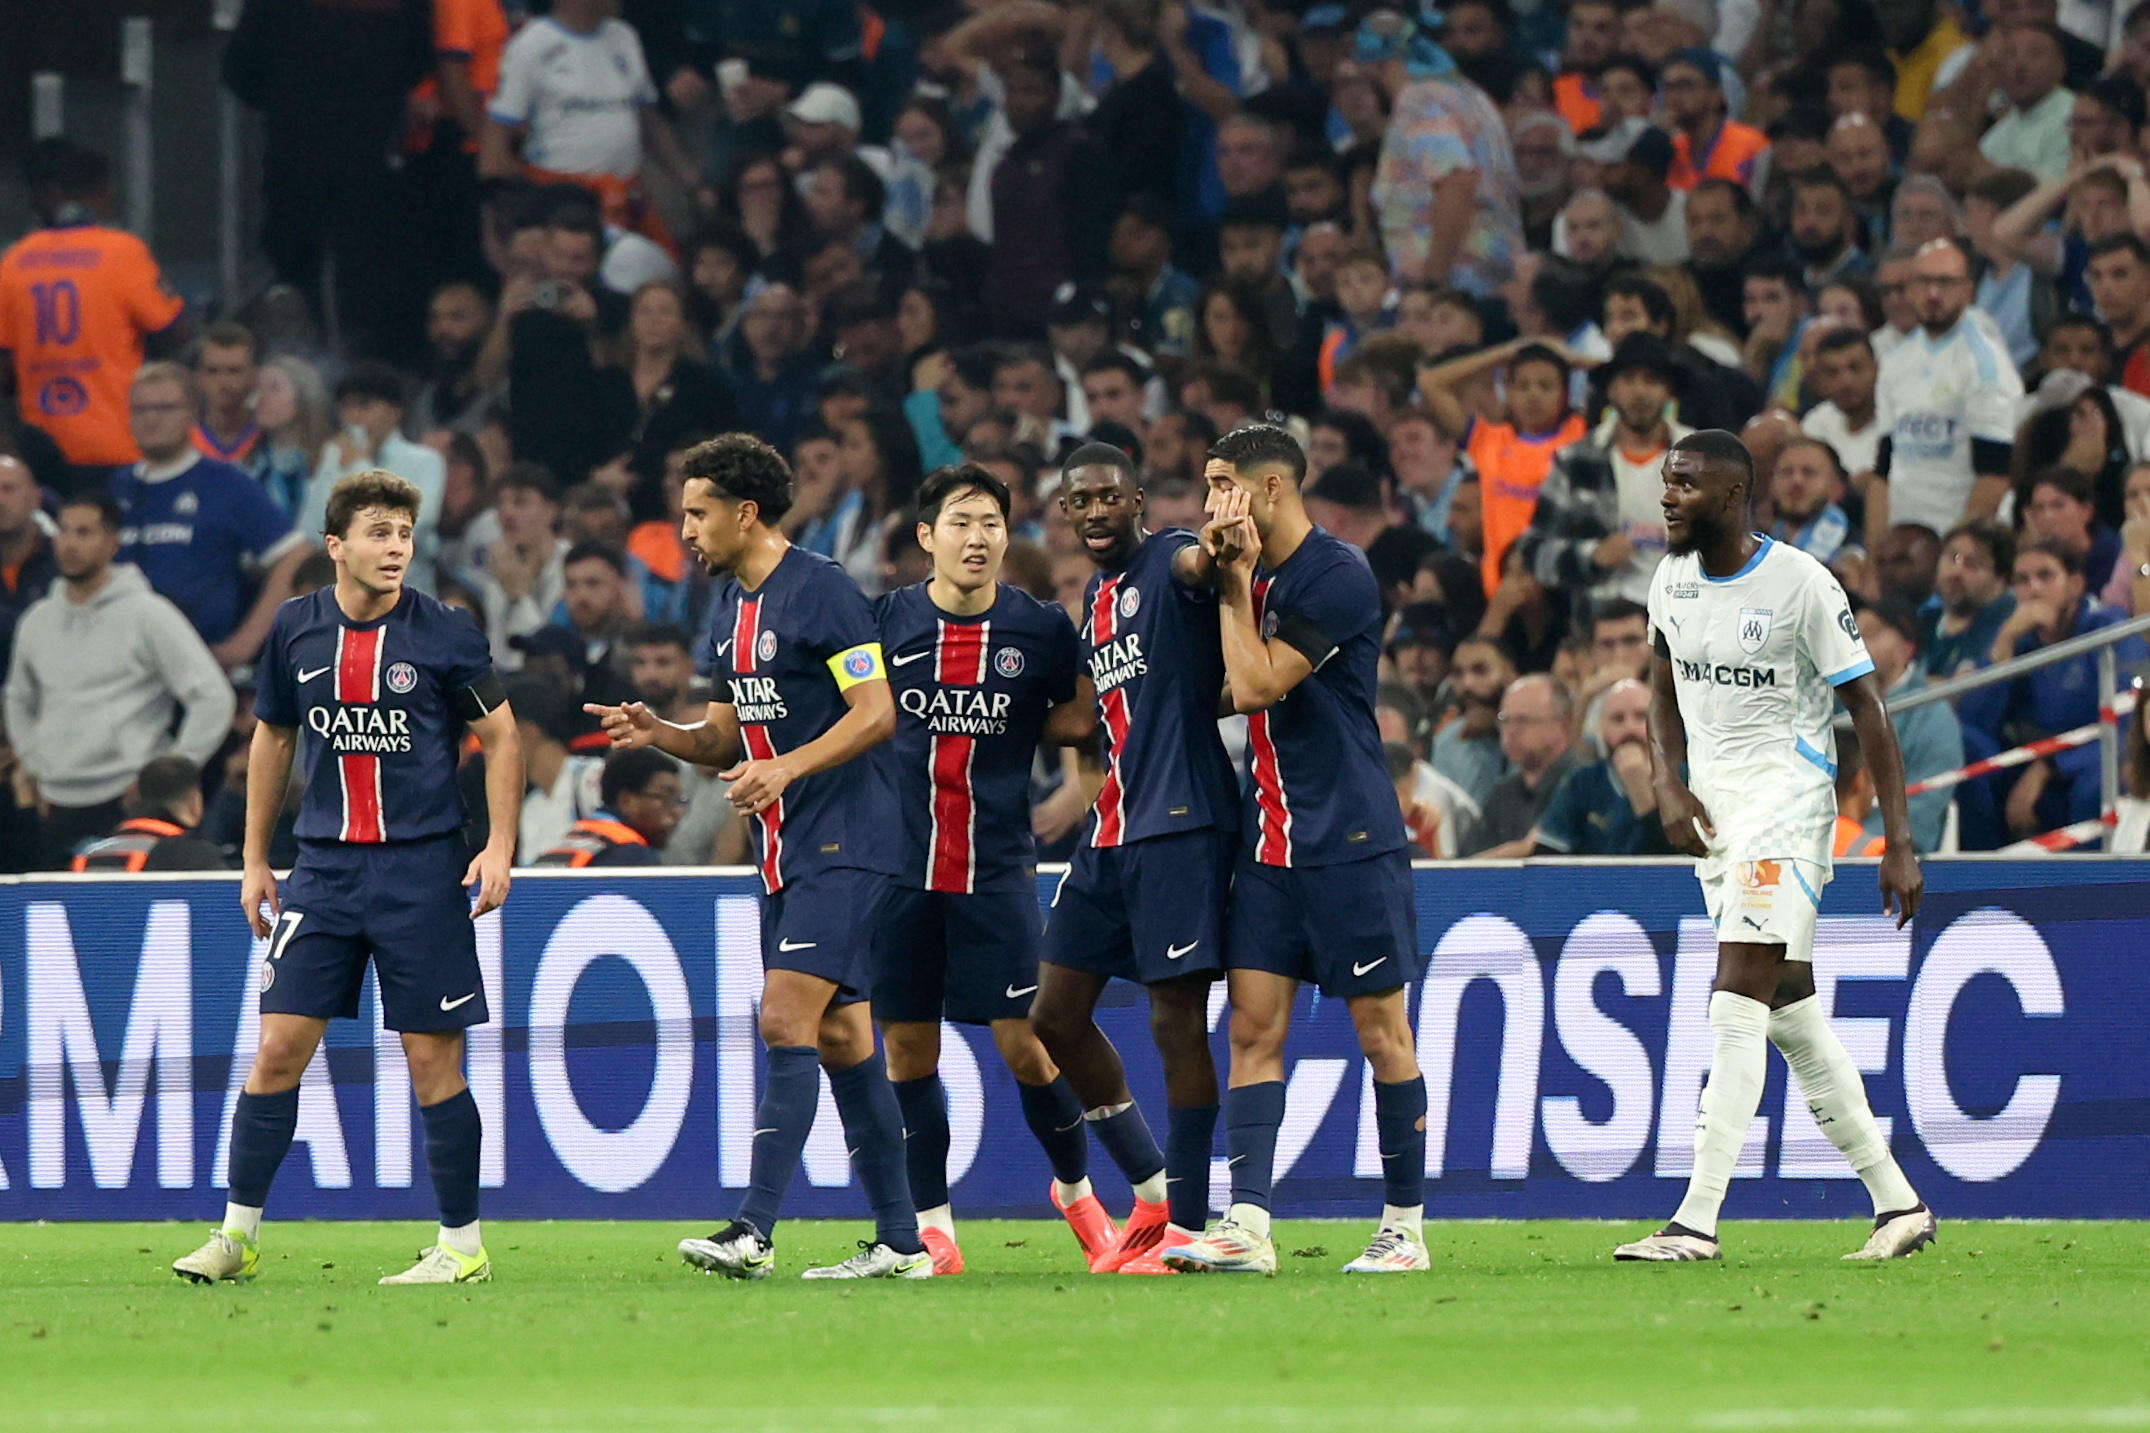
[926,620,989,893]
[1090,577,1130,848]
[733,597,783,892]
[335,626,385,843]
[1247,578,1292,865]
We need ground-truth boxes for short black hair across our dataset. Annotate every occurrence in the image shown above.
[1508,342,1570,384]
[1309,408,1390,478]
[1081,350,1149,387]
[1188,363,1264,413]
[1829,46,1897,88]
[1768,105,1832,143]
[1689,176,1756,222]
[1671,428,1756,493]
[505,675,579,746]
[130,754,203,820]
[948,343,1000,393]
[1852,593,1922,649]
[2019,536,2085,578]
[1208,422,1307,485]
[563,540,627,576]
[60,491,124,531]
[1062,440,1141,481]
[494,461,561,503]
[1814,327,1874,360]
[818,152,886,217]
[334,362,407,408]
[1589,596,1650,633]
[1943,518,2015,577]
[601,747,678,809]
[1597,52,1658,89]
[1741,254,1806,293]
[24,138,109,200]
[626,620,692,653]
[1787,166,1851,205]
[1603,273,1675,332]
[917,462,1013,522]
[682,433,795,521]
[2090,233,2150,267]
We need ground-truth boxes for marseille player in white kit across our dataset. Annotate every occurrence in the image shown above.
[1616,430,1937,1263]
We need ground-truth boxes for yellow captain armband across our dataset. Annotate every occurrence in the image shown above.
[827,642,887,691]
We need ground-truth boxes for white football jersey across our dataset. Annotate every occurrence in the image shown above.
[492,17,656,178]
[1871,313,2022,535]
[1648,537,1874,871]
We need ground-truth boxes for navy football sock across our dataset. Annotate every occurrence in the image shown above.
[1165,1102,1219,1232]
[737,1044,820,1240]
[418,1087,482,1230]
[226,1087,300,1210]
[891,1074,950,1211]
[1225,1081,1285,1214]
[829,1050,924,1255]
[1087,1102,1166,1186]
[1374,1075,1429,1211]
[1017,1075,1089,1185]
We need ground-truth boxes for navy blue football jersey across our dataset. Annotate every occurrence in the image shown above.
[1081,528,1237,847]
[1243,528,1406,867]
[112,455,303,644]
[695,544,899,893]
[877,581,1080,892]
[255,588,498,843]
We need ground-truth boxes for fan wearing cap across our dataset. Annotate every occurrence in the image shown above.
[1661,49,1768,192]
[1599,125,1689,264]
[1514,331,1692,615]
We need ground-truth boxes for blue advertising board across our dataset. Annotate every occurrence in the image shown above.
[0,861,2142,1222]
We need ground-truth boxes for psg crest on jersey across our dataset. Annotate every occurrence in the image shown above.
[995,646,1024,677]
[1118,586,1141,620]
[1261,609,1280,639]
[385,661,418,694]
[1737,607,1773,654]
[758,630,778,663]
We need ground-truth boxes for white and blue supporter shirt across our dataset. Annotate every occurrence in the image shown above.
[1872,312,2023,537]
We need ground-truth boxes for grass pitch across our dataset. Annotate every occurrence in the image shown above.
[3,1219,2145,1432]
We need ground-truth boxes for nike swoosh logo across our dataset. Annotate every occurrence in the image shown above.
[711,640,732,656]
[777,938,817,952]
[298,665,331,683]
[1165,941,1198,960]
[1005,983,1038,999]
[439,993,477,1011]
[890,650,932,666]
[1351,957,1387,977]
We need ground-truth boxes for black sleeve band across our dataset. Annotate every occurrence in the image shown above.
[1873,435,1892,477]
[1970,438,2011,476]
[1273,612,1339,670]
[452,672,507,722]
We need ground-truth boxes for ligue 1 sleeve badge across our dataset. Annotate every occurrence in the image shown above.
[386,661,418,694]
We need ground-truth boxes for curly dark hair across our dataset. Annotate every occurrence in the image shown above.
[324,468,422,538]
[681,433,794,522]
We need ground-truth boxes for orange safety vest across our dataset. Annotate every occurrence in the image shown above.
[71,817,187,873]
[1832,815,1886,857]
[534,816,649,867]
[1553,73,1601,135]
[1668,120,1770,192]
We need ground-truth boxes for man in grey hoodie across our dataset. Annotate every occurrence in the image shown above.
[5,493,235,867]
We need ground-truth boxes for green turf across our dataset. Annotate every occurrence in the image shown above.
[2,1220,2145,1432]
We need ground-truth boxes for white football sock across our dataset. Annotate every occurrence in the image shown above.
[1381,1203,1424,1237]
[1227,1202,1271,1239]
[222,1203,262,1241]
[1769,995,1921,1216]
[439,1219,482,1257]
[1671,990,1771,1239]
[915,1203,955,1238]
[1052,1177,1094,1206]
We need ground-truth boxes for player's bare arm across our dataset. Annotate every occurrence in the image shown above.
[463,702,522,919]
[724,675,895,815]
[1837,671,1924,927]
[586,698,743,769]
[240,721,299,937]
[1646,637,1713,858]
[1041,676,1099,746]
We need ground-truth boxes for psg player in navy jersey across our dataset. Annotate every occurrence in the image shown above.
[585,434,930,1281]
[1028,442,1240,1275]
[174,471,523,1287]
[872,463,1119,1274]
[1165,424,1430,1277]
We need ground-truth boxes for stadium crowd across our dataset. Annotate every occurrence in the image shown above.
[8,0,2150,871]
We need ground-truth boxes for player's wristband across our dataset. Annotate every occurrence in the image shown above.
[827,642,886,692]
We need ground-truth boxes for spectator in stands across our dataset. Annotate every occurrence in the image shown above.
[471,462,568,668]
[1661,50,1766,192]
[1431,633,1515,806]
[1379,696,1482,858]
[1923,520,2019,685]
[985,48,1110,339]
[1741,258,1812,409]
[303,364,448,587]
[1802,329,1883,479]
[1685,178,1761,337]
[2103,462,2150,615]
[1826,48,1914,164]
[1853,597,1964,854]
[1596,272,1761,433]
[1978,25,2075,181]
[532,748,682,866]
[1471,673,1581,856]
[1770,438,1856,565]
[721,283,820,456]
[2022,466,2123,593]
[0,453,56,680]
[1302,461,1393,553]
[6,493,234,868]
[547,541,639,675]
[1386,601,1456,712]
[610,280,737,514]
[0,139,186,483]
[1530,677,1672,855]
[1078,352,1152,447]
[110,363,309,667]
[190,321,263,475]
[505,675,603,861]
[408,281,498,438]
[801,154,918,303]
[1988,540,2145,834]
[251,357,333,516]
[1873,523,1943,611]
[70,754,229,872]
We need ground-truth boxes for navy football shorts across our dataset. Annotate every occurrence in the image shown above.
[1225,849,1420,998]
[871,883,1045,1025]
[761,866,895,1004]
[261,834,487,1032]
[1041,827,1232,986]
